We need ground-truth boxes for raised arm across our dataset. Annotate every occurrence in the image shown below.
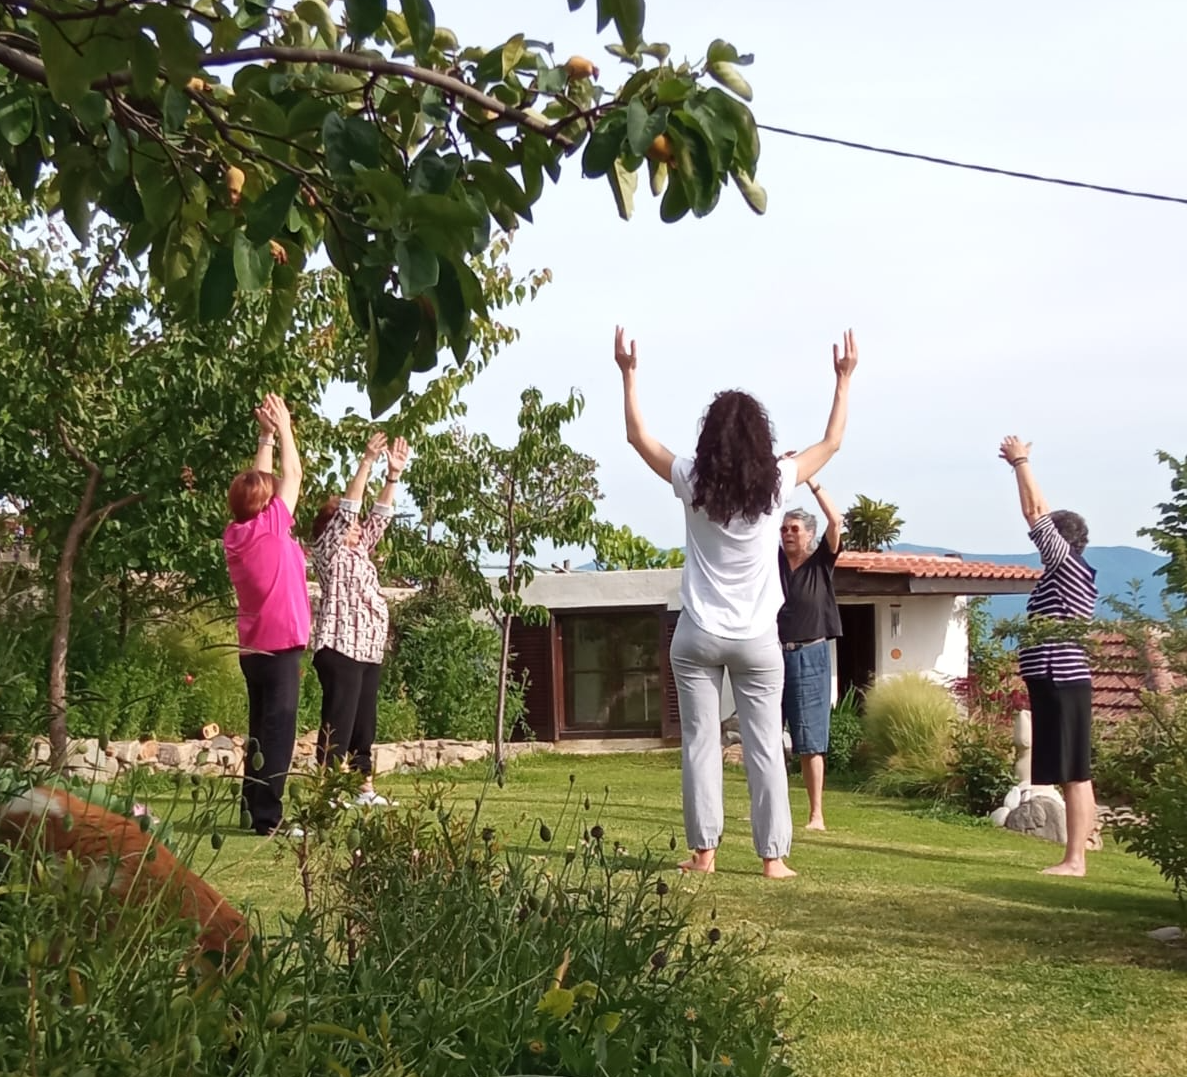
[615,326,675,484]
[345,432,387,504]
[252,404,276,473]
[999,435,1050,528]
[263,393,301,515]
[362,436,410,551]
[807,477,844,554]
[785,329,858,484]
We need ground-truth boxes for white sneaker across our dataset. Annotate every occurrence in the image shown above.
[355,789,389,807]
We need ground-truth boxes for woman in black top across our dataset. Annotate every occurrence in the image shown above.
[777,480,844,830]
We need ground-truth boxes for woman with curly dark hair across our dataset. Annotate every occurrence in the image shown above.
[614,326,858,878]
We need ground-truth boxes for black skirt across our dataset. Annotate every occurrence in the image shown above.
[1024,677,1093,785]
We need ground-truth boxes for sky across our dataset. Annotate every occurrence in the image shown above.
[323,0,1187,563]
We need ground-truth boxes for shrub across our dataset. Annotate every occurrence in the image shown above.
[389,583,525,741]
[860,673,957,798]
[948,718,1016,816]
[0,765,797,1077]
[826,686,866,777]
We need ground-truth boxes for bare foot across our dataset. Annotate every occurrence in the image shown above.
[804,817,826,832]
[679,850,716,874]
[762,858,797,879]
[1041,861,1086,877]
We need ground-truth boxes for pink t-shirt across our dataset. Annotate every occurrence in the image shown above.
[223,498,311,654]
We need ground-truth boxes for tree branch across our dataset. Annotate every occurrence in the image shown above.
[0,40,576,149]
[85,491,145,529]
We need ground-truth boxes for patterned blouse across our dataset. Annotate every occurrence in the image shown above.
[311,498,396,665]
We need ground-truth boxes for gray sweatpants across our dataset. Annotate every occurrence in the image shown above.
[669,614,793,860]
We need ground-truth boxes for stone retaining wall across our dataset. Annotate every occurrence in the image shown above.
[25,731,550,782]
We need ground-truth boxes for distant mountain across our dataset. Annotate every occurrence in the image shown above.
[894,543,1172,620]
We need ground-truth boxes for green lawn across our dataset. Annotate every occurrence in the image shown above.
[189,752,1187,1077]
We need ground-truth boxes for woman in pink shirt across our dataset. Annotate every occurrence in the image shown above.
[223,394,310,837]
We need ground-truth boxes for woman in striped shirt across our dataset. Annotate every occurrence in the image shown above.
[1000,435,1098,877]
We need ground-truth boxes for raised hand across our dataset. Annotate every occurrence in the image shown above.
[362,431,388,462]
[614,325,638,375]
[833,329,858,379]
[262,393,293,435]
[254,403,277,435]
[386,436,411,477]
[999,435,1031,465]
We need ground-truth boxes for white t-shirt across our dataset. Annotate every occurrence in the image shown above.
[671,455,798,640]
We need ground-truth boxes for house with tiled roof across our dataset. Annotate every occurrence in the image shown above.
[507,554,1042,743]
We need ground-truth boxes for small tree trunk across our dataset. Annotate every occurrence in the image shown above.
[48,474,100,768]
[494,613,513,776]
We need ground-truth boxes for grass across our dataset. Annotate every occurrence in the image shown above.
[163,752,1187,1077]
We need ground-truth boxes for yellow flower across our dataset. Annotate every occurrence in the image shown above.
[684,1007,698,1023]
[528,1040,546,1055]
[720,1054,733,1067]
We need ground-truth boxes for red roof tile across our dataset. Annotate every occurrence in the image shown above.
[836,551,1042,581]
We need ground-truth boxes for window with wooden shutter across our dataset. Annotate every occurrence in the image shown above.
[508,618,557,741]
[659,611,682,741]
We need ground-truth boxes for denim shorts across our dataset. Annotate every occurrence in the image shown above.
[781,641,832,755]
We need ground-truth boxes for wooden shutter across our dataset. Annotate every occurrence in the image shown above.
[659,611,682,741]
[508,617,558,741]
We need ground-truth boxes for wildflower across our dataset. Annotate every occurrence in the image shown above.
[528,1040,545,1055]
[720,1054,733,1067]
[708,927,722,944]
[590,824,604,840]
[655,880,669,897]
[684,1007,698,1023]
[650,950,667,970]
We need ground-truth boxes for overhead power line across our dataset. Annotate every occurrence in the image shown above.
[756,123,1187,207]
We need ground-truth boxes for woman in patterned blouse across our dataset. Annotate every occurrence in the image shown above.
[310,431,411,806]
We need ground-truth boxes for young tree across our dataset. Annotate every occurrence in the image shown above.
[842,494,904,552]
[403,388,600,773]
[0,195,357,763]
[592,522,684,570]
[0,0,766,413]
[1139,450,1187,600]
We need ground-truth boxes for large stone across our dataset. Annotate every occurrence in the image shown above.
[109,740,142,766]
[66,738,118,781]
[722,744,745,767]
[989,806,1011,827]
[1005,795,1067,845]
[138,739,159,762]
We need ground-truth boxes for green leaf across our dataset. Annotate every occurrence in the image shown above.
[401,0,436,59]
[581,112,627,179]
[654,76,695,105]
[232,231,274,291]
[536,66,568,96]
[368,294,421,416]
[129,32,159,98]
[409,151,460,195]
[607,158,637,221]
[659,170,689,222]
[259,261,299,352]
[467,161,532,222]
[707,62,753,101]
[667,115,717,216]
[731,167,767,214]
[647,155,667,197]
[136,165,182,228]
[625,98,668,157]
[706,39,754,66]
[139,5,202,86]
[245,174,300,244]
[594,0,615,33]
[0,93,34,147]
[199,246,237,322]
[33,15,90,106]
[323,113,381,175]
[395,238,439,296]
[501,34,526,78]
[613,0,645,53]
[433,257,470,349]
[295,0,338,47]
[346,0,387,40]
[161,86,190,133]
[57,168,92,244]
[699,88,759,172]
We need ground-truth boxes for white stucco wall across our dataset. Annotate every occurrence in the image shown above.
[516,570,971,720]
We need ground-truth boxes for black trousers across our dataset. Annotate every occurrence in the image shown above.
[239,647,303,835]
[313,647,381,776]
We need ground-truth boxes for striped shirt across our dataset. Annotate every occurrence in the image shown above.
[311,498,396,665]
[1018,514,1097,684]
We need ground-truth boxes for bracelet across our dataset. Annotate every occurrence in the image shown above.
[809,483,821,494]
[257,436,275,447]
[1010,457,1029,468]
[386,472,401,483]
